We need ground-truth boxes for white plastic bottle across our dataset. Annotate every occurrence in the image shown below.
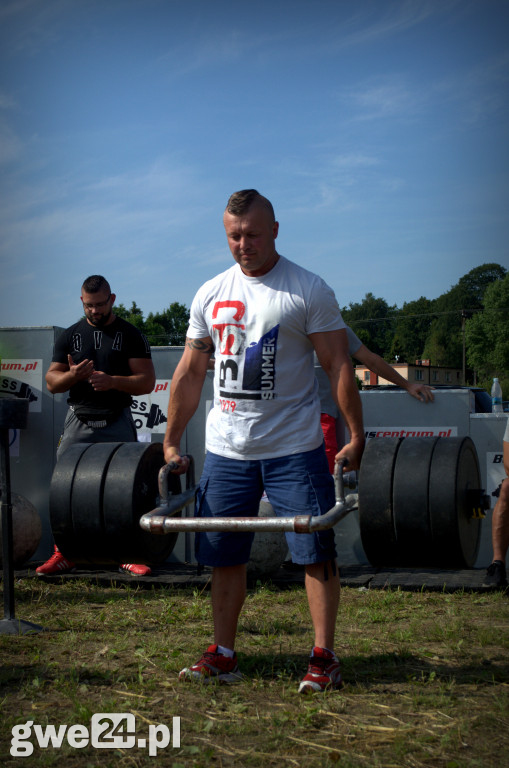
[491,377,503,412]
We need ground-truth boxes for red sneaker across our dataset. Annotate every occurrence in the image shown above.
[179,644,242,684]
[119,563,152,576]
[298,646,343,693]
[36,546,75,576]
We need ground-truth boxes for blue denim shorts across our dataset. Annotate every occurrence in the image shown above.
[194,445,337,567]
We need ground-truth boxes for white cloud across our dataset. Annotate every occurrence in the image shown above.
[306,0,461,54]
[336,75,427,123]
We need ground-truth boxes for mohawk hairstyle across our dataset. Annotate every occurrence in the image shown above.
[225,189,275,221]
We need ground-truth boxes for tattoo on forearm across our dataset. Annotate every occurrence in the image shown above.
[185,338,215,354]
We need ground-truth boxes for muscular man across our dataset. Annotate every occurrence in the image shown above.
[36,275,155,577]
[163,190,364,693]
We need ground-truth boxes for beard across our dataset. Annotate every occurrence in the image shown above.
[87,310,113,327]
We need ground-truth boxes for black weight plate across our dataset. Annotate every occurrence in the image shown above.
[429,437,482,568]
[102,442,181,564]
[50,442,95,558]
[392,437,439,566]
[358,438,402,567]
[70,442,123,564]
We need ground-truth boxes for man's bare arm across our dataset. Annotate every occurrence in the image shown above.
[163,336,214,472]
[311,328,365,471]
[45,357,94,394]
[46,356,156,396]
[354,345,434,403]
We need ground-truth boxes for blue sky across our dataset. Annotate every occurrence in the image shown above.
[1,0,508,329]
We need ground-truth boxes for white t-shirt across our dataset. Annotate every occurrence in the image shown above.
[188,255,345,459]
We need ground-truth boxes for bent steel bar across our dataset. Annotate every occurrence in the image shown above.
[139,494,358,535]
[139,460,359,536]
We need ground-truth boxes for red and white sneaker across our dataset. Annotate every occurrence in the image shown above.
[119,563,152,576]
[179,644,242,684]
[36,546,76,576]
[298,646,343,693]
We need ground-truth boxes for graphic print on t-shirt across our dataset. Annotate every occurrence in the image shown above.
[71,334,82,353]
[212,299,279,401]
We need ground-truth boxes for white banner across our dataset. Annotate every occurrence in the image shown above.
[0,358,43,412]
[364,426,458,439]
[131,380,170,437]
[486,451,506,511]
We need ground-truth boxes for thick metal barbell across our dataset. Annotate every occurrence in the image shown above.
[139,463,357,535]
[49,437,488,568]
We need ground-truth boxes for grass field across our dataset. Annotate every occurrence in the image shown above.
[1,578,508,767]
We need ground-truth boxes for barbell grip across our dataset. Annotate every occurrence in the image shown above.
[158,457,193,500]
[308,494,358,530]
[151,484,198,516]
[139,493,358,535]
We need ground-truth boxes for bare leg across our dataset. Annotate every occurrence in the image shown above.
[492,478,509,563]
[304,560,340,651]
[211,564,247,650]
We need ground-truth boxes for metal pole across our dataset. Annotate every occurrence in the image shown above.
[140,463,358,536]
[0,398,43,635]
[1,426,15,620]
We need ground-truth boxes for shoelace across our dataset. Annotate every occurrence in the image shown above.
[307,656,330,675]
[199,650,231,667]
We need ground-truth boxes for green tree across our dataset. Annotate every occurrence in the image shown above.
[144,316,167,345]
[114,301,145,331]
[465,273,509,396]
[457,263,506,306]
[146,302,190,346]
[341,293,397,357]
[390,297,434,362]
[422,301,462,366]
[113,300,190,345]
[422,263,507,369]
